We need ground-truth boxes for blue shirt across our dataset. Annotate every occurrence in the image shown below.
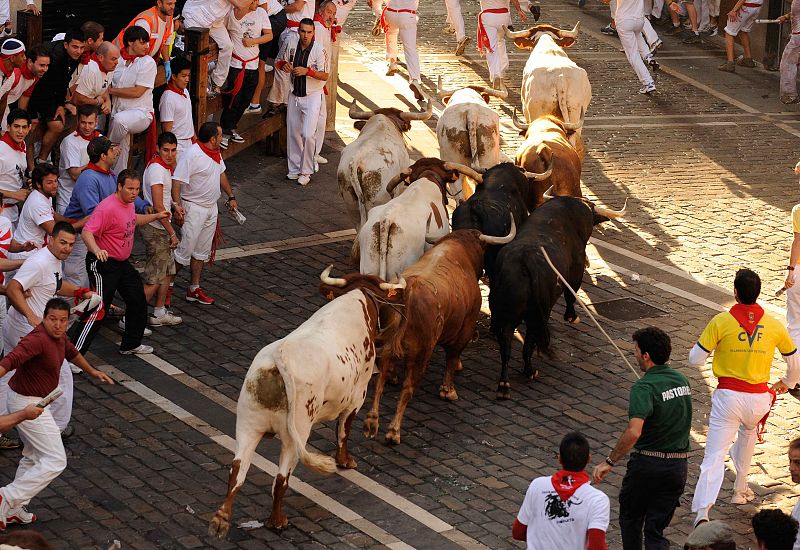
[63,168,149,219]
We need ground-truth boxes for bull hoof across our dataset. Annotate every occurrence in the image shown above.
[496,381,511,400]
[455,359,464,371]
[208,511,230,539]
[363,415,379,439]
[266,512,289,530]
[337,455,358,469]
[564,313,580,324]
[385,429,401,445]
[531,370,540,380]
[439,385,459,401]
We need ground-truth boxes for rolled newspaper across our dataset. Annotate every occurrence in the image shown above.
[777,286,788,297]
[756,19,784,23]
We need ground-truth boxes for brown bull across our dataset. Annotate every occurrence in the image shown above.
[363,223,515,445]
[514,114,583,210]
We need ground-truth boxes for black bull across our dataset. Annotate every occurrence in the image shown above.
[488,196,612,399]
[451,163,532,281]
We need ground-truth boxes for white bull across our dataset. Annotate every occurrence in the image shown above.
[338,100,433,262]
[208,268,405,536]
[505,23,590,134]
[359,158,480,282]
[435,77,509,201]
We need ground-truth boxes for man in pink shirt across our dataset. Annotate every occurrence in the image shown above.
[68,169,168,356]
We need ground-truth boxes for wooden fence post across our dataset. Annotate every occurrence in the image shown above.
[325,40,339,132]
[186,27,211,129]
[15,10,41,47]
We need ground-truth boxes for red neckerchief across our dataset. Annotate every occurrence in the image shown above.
[0,132,24,153]
[80,51,99,66]
[730,303,765,336]
[75,130,101,142]
[198,141,221,164]
[121,48,144,65]
[165,81,187,98]
[313,14,341,42]
[0,60,12,79]
[551,470,590,502]
[148,153,174,175]
[83,162,112,175]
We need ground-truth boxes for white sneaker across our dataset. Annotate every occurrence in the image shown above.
[230,131,245,143]
[219,136,229,149]
[693,507,710,527]
[386,61,399,76]
[639,82,656,94]
[120,344,154,355]
[649,38,663,54]
[264,64,274,73]
[149,312,183,326]
[244,104,262,115]
[314,155,328,165]
[118,319,153,337]
[298,174,311,186]
[7,506,36,525]
[731,487,755,505]
[287,173,300,180]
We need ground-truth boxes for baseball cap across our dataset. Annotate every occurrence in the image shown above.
[684,521,735,548]
[0,38,25,57]
[87,136,117,157]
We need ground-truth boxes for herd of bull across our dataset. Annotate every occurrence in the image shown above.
[208,22,630,536]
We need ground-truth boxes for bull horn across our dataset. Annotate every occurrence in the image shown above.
[348,99,374,120]
[594,198,628,220]
[561,107,585,131]
[320,265,347,287]
[437,75,458,98]
[523,154,554,181]
[398,99,433,121]
[385,168,412,195]
[503,25,530,39]
[379,277,407,291]
[444,162,484,184]
[561,21,581,38]
[542,185,555,201]
[479,215,516,245]
[471,85,508,100]
[512,107,529,131]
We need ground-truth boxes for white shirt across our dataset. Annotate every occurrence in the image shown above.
[228,6,271,70]
[0,69,37,132]
[280,34,328,96]
[792,499,800,550]
[143,162,173,230]
[286,0,315,23]
[57,132,93,214]
[173,143,226,208]
[386,0,418,10]
[613,0,644,20]
[0,139,27,208]
[314,19,332,52]
[263,0,284,16]
[135,16,175,57]
[112,55,157,113]
[9,246,63,325]
[182,0,231,27]
[75,60,112,100]
[13,190,53,249]
[159,87,194,141]
[517,476,610,550]
[479,0,509,9]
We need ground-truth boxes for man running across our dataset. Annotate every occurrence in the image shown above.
[477,0,527,93]
[378,0,424,99]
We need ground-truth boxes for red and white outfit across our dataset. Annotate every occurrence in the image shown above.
[313,15,335,160]
[382,0,421,81]
[1,247,75,432]
[57,131,98,216]
[109,54,157,174]
[477,0,511,82]
[0,217,11,353]
[0,66,38,132]
[181,0,236,88]
[173,143,226,265]
[159,84,194,157]
[267,0,316,106]
[611,0,655,88]
[143,158,174,232]
[0,134,27,225]
[73,58,112,100]
[724,0,763,35]
[8,190,53,276]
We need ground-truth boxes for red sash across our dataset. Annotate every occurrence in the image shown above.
[287,20,300,28]
[477,8,509,54]
[718,377,777,443]
[223,53,260,106]
[381,7,417,33]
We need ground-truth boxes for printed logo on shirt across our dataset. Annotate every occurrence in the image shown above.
[544,493,581,523]
[738,325,764,347]
[54,272,62,294]
[661,385,691,401]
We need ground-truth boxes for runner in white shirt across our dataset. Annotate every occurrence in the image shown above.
[477,0,527,93]
[267,0,314,107]
[514,432,610,550]
[108,26,158,174]
[11,165,58,263]
[159,56,195,157]
[379,0,424,100]
[0,109,32,226]
[611,0,657,93]
[2,223,99,434]
[72,42,119,117]
[171,123,239,305]
[0,45,49,132]
[57,106,100,215]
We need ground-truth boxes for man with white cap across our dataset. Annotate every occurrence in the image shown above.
[477,0,527,93]
[0,39,26,89]
[0,46,50,133]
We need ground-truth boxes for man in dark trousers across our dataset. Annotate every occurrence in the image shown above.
[592,327,692,550]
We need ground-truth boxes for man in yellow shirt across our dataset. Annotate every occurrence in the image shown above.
[688,268,800,526]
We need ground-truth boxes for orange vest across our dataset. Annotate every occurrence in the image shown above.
[113,7,174,60]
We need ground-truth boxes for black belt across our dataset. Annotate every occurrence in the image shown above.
[632,449,690,459]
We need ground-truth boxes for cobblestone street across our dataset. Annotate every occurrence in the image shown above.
[8,0,800,548]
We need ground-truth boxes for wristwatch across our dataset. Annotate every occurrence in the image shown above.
[605,457,615,467]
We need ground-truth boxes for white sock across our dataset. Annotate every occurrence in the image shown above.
[250,103,260,108]
[189,285,199,292]
[154,307,167,317]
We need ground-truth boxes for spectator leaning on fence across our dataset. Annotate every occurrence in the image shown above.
[159,55,195,158]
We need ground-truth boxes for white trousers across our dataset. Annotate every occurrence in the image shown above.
[109,108,152,174]
[616,17,654,86]
[63,234,88,288]
[266,28,296,106]
[699,0,710,29]
[208,20,234,88]
[0,390,67,511]
[691,389,772,512]
[445,0,466,41]
[287,92,323,177]
[384,10,421,81]
[0,0,9,25]
[315,95,327,157]
[479,10,511,81]
[652,0,664,17]
[642,17,659,46]
[787,272,800,347]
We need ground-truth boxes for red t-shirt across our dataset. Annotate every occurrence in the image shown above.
[2,324,79,398]
[84,194,137,261]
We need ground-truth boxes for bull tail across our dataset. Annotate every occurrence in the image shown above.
[378,219,393,281]
[555,73,569,123]
[275,353,337,475]
[466,113,480,169]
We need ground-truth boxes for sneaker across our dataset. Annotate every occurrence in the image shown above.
[0,436,21,450]
[244,104,262,115]
[639,82,657,94]
[455,36,470,56]
[648,58,660,71]
[731,488,755,505]
[264,64,273,73]
[149,312,183,326]
[693,506,710,527]
[186,287,215,305]
[207,84,221,99]
[314,154,328,165]
[287,173,300,180]
[60,424,74,439]
[718,61,735,73]
[649,38,663,54]
[7,507,36,525]
[682,33,701,44]
[298,174,311,186]
[781,94,799,104]
[737,56,755,68]
[444,23,456,35]
[409,80,424,101]
[600,24,618,36]
[371,17,382,36]
[219,136,229,149]
[0,28,11,38]
[108,305,126,319]
[386,61,399,76]
[120,344,154,355]
[665,25,683,36]
[230,131,245,143]
[706,26,719,36]
[118,320,152,337]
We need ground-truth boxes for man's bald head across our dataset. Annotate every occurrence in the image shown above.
[96,41,119,58]
[96,42,120,73]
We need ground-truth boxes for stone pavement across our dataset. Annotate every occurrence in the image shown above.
[4,0,800,548]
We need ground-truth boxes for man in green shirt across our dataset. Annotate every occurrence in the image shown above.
[592,327,692,550]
